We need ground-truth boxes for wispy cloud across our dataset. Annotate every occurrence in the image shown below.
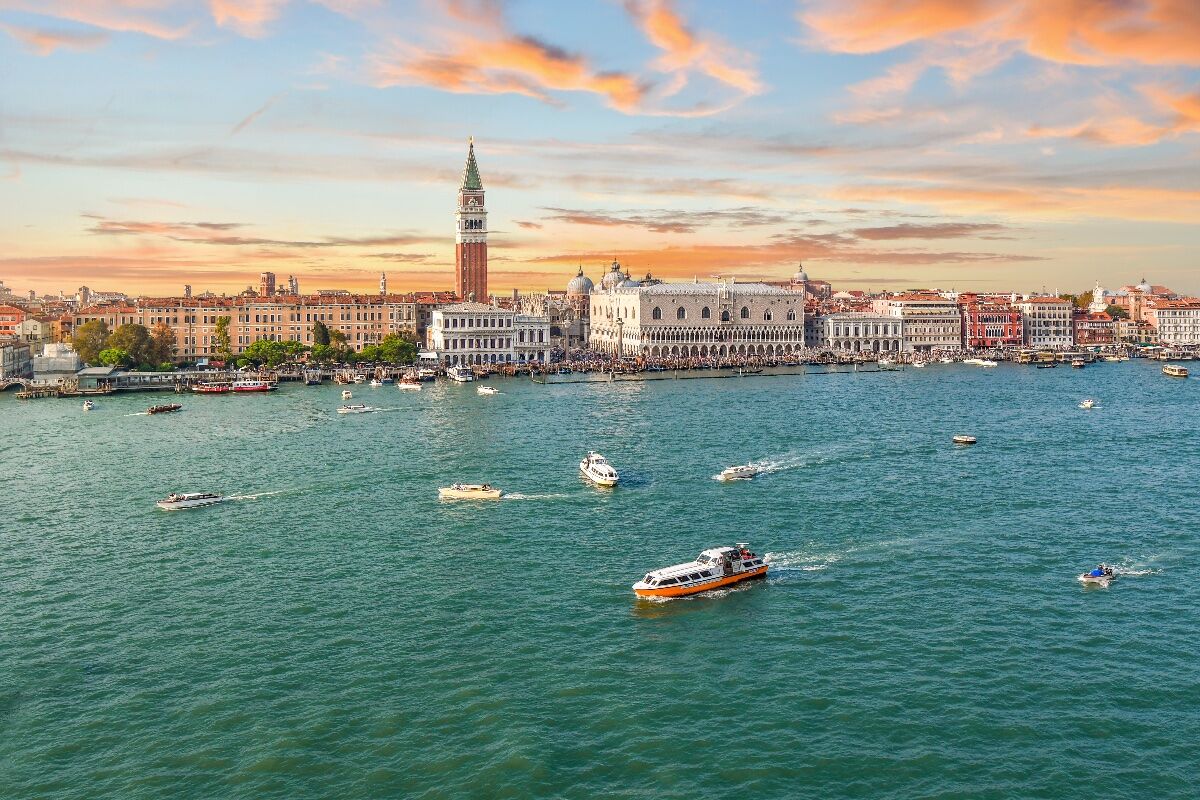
[209,0,288,37]
[231,92,286,135]
[539,206,793,234]
[0,23,109,55]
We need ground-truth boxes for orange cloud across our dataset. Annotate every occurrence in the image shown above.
[210,0,288,37]
[1026,85,1200,146]
[1,1,193,40]
[0,23,109,54]
[626,0,763,95]
[802,0,1200,67]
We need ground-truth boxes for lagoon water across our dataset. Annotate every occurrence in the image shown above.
[1,362,1198,798]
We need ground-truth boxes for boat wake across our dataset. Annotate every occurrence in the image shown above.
[502,492,569,501]
[226,490,287,502]
[713,452,837,481]
[763,550,841,572]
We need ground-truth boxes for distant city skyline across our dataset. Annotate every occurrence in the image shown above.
[2,0,1198,297]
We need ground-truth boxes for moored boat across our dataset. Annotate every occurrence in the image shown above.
[718,464,760,481]
[1163,364,1189,378]
[147,403,183,415]
[952,434,977,445]
[417,367,437,382]
[580,451,620,487]
[192,382,231,394]
[369,379,383,387]
[447,365,475,382]
[1071,359,1086,369]
[633,543,768,598]
[156,491,222,510]
[354,374,367,384]
[438,483,502,500]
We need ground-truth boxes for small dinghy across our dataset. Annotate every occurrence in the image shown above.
[952,434,977,445]
[1079,398,1097,410]
[1078,564,1114,587]
[718,464,760,481]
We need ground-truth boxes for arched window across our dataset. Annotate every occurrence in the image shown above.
[764,310,772,321]
[701,306,710,319]
[721,310,731,322]
[652,306,662,320]
[787,309,796,321]
[677,307,686,320]
[740,306,749,319]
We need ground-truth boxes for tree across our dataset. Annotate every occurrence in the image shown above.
[149,322,176,366]
[72,320,110,364]
[241,338,308,367]
[359,344,381,362]
[310,343,336,364]
[329,328,351,362]
[98,347,130,367]
[1106,304,1129,320]
[312,320,331,347]
[214,316,232,363]
[379,332,417,364]
[106,323,153,367]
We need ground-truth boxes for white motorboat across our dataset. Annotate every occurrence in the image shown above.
[913,361,927,368]
[718,464,760,481]
[580,451,620,487]
[447,365,475,382]
[353,374,367,384]
[156,491,223,511]
[633,543,768,598]
[940,357,954,364]
[477,385,498,395]
[341,389,353,399]
[82,400,95,411]
[438,483,502,500]
[952,434,977,445]
[369,379,383,387]
[337,404,379,414]
[979,359,998,367]
[1079,398,1097,410]
[417,367,437,381]
[397,380,422,391]
[1078,565,1114,587]
[963,357,985,366]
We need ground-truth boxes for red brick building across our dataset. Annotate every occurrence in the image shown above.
[958,294,1022,348]
[455,139,488,302]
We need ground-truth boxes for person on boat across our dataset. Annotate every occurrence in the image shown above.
[1089,567,1106,578]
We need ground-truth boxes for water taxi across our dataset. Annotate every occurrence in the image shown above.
[192,382,231,394]
[438,483,502,500]
[477,385,498,396]
[232,379,275,392]
[952,434,977,445]
[147,403,183,415]
[1079,398,1097,410]
[718,464,760,481]
[1163,364,1189,378]
[447,365,475,382]
[337,404,380,414]
[156,492,223,511]
[633,544,768,598]
[397,380,422,391]
[580,451,620,487]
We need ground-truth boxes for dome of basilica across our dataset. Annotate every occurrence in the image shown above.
[566,266,594,296]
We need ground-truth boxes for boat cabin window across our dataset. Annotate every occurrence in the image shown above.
[697,555,710,564]
[644,574,654,583]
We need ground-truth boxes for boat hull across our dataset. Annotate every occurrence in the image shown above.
[438,488,502,500]
[580,465,619,487]
[156,498,222,511]
[634,565,768,598]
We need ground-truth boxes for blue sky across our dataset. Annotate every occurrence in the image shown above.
[1,0,1198,297]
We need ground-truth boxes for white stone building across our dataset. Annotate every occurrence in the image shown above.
[588,280,806,359]
[874,295,962,352]
[823,313,903,353]
[429,302,550,366]
[1017,297,1073,348]
[1144,299,1200,345]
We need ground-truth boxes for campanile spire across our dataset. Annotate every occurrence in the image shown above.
[455,137,487,301]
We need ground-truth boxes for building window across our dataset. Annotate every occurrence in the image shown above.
[721,310,731,322]
[677,307,686,321]
[764,310,772,321]
[787,309,796,321]
[701,306,710,319]
[740,307,749,320]
[652,306,662,320]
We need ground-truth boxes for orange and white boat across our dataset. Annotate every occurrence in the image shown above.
[632,543,768,598]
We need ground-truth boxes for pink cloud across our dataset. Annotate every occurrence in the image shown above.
[0,23,109,55]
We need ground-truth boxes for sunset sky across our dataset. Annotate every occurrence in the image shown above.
[2,0,1198,297]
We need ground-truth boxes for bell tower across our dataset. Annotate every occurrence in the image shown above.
[455,137,488,302]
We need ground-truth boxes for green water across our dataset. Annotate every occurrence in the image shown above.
[1,363,1197,798]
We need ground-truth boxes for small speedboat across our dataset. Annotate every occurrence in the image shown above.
[633,543,768,598]
[718,464,760,481]
[1078,564,1114,587]
[438,483,502,500]
[952,434,977,445]
[477,385,498,396]
[353,374,367,384]
[1079,398,1097,410]
[147,403,183,415]
[963,358,985,366]
[369,379,383,387]
[979,359,998,368]
[580,451,620,487]
[156,491,223,511]
[397,380,422,391]
[82,400,95,411]
[341,389,353,399]
[1071,359,1086,369]
[337,404,379,414]
[913,361,927,368]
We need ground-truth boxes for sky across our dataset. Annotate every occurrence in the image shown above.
[1,0,1198,298]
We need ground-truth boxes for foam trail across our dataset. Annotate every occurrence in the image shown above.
[227,490,286,501]
[502,492,569,501]
[764,550,841,572]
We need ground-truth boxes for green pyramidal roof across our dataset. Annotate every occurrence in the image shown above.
[461,139,483,190]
